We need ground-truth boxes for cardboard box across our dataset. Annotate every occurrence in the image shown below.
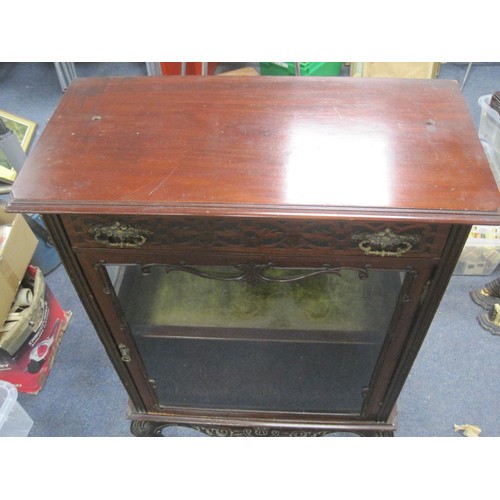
[0,265,71,394]
[350,62,441,79]
[0,204,38,326]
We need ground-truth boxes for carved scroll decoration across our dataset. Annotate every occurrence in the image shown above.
[192,426,331,437]
[129,420,393,437]
[140,263,371,286]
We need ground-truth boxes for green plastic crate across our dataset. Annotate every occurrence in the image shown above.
[260,62,343,76]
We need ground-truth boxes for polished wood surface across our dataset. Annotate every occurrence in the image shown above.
[8,76,490,436]
[10,76,500,223]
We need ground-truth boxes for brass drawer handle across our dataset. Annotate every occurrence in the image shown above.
[89,222,152,248]
[352,228,420,257]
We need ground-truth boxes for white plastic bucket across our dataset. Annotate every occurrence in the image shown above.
[0,380,33,437]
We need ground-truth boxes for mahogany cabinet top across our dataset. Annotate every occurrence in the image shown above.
[9,76,500,223]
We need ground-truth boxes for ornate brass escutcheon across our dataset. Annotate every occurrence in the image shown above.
[89,221,152,248]
[118,343,132,363]
[352,228,420,257]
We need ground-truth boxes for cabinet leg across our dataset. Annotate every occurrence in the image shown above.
[358,430,395,437]
[130,420,168,437]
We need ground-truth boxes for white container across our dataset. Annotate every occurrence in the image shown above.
[455,225,500,275]
[0,380,33,437]
[478,94,500,187]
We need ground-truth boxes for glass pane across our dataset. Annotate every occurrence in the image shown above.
[106,264,405,414]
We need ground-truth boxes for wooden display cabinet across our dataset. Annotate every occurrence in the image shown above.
[9,76,500,436]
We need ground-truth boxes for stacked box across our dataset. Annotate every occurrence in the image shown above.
[478,94,500,187]
[455,225,500,275]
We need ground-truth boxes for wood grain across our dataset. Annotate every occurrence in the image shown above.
[9,76,500,223]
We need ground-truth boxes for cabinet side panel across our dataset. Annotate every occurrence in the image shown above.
[43,214,147,412]
[378,224,472,420]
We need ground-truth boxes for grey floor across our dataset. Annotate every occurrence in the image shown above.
[1,62,500,437]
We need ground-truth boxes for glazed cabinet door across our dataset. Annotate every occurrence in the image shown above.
[78,250,435,422]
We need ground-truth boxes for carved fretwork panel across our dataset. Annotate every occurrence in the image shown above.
[193,426,332,437]
[129,420,394,437]
[63,215,450,258]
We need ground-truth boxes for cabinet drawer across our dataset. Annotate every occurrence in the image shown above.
[61,215,451,259]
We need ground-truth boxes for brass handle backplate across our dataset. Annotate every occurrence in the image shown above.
[352,228,420,257]
[89,221,152,248]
